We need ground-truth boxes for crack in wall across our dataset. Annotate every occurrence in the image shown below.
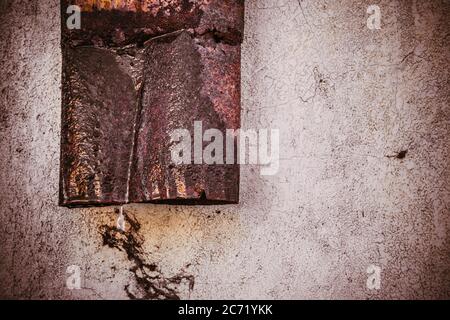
[100,210,194,300]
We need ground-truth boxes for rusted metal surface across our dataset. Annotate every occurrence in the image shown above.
[60,0,244,207]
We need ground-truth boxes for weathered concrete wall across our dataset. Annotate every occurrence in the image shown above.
[0,0,448,299]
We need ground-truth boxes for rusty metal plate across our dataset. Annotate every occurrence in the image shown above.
[60,0,244,207]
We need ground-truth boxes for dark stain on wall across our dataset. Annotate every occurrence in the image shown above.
[100,210,194,300]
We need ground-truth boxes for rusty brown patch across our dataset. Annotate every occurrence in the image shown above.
[60,0,244,207]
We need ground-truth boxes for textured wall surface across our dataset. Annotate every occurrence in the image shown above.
[0,0,449,299]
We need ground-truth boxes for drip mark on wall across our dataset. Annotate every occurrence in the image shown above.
[100,209,194,300]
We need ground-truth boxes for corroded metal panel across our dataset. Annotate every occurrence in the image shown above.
[60,0,244,207]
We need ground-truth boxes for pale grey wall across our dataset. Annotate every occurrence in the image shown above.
[0,0,448,299]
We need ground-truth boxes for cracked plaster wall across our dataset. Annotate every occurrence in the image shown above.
[0,0,449,299]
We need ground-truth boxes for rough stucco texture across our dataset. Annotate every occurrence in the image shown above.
[0,0,449,299]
